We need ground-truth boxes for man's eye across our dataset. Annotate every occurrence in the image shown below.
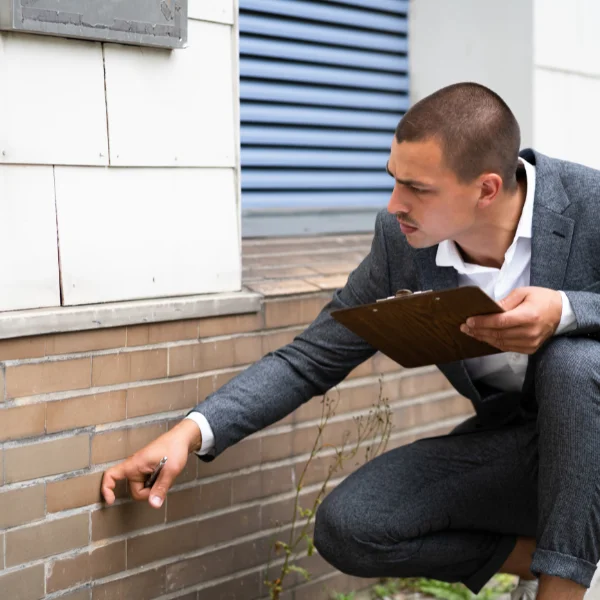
[411,187,427,194]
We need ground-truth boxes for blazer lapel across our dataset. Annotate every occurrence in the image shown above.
[520,149,575,393]
[523,149,575,289]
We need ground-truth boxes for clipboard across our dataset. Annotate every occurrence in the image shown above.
[331,286,505,368]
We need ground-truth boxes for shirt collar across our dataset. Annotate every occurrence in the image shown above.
[435,157,536,273]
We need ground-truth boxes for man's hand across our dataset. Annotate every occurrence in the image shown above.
[460,286,563,355]
[101,419,202,509]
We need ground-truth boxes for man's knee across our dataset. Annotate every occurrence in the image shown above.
[314,485,422,577]
[534,336,600,412]
[313,489,360,574]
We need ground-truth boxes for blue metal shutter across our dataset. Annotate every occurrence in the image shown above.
[240,0,409,237]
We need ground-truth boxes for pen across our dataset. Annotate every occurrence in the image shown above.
[144,456,168,489]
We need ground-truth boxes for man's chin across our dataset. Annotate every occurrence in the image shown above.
[404,234,436,249]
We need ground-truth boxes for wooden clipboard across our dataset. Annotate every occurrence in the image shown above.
[331,286,505,368]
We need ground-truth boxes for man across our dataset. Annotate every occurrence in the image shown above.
[102,83,600,600]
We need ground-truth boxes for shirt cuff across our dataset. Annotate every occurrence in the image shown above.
[556,291,577,335]
[184,412,215,456]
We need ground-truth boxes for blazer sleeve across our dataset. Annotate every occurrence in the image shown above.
[563,284,600,337]
[190,212,394,460]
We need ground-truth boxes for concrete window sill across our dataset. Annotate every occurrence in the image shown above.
[0,290,262,340]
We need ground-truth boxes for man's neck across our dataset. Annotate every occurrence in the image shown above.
[454,173,528,269]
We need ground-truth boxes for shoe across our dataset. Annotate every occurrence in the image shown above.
[511,578,538,600]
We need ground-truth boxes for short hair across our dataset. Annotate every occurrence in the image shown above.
[395,82,521,191]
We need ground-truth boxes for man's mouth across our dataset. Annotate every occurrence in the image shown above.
[398,220,418,234]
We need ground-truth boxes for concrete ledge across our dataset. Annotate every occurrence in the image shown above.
[0,290,262,340]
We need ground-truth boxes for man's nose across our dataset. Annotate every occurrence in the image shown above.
[387,184,410,216]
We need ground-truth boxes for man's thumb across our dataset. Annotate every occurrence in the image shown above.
[499,288,528,311]
[149,470,174,508]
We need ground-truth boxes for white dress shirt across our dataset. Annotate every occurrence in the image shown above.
[187,158,577,453]
[436,158,576,391]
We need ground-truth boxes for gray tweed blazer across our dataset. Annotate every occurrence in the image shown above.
[192,149,600,461]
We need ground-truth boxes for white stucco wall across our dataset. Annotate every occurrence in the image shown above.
[533,0,600,169]
[408,0,534,148]
[0,0,241,311]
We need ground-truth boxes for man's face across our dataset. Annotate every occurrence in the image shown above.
[386,137,482,248]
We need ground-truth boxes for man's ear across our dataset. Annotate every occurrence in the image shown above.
[476,173,502,209]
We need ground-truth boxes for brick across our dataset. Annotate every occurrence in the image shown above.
[233,335,263,365]
[0,366,4,402]
[291,572,352,600]
[199,505,262,548]
[346,357,374,380]
[47,541,126,593]
[91,423,166,465]
[310,261,358,276]
[244,250,367,269]
[380,371,446,401]
[126,379,198,418]
[294,452,350,488]
[166,535,270,593]
[127,521,198,569]
[0,403,45,442]
[372,352,402,374]
[0,564,44,600]
[0,448,3,485]
[92,501,165,541]
[231,465,294,505]
[92,349,167,387]
[197,437,261,477]
[203,571,262,600]
[92,567,166,600]
[0,533,4,568]
[46,328,127,356]
[305,274,349,291]
[169,339,235,377]
[293,386,361,424]
[47,471,127,513]
[261,431,293,463]
[265,550,333,592]
[47,390,126,433]
[294,381,389,425]
[261,329,298,355]
[245,266,318,281]
[401,371,452,397]
[137,506,261,566]
[59,590,92,600]
[0,484,45,529]
[5,434,90,483]
[246,279,320,297]
[5,357,91,399]
[166,479,231,523]
[0,336,46,361]
[264,295,329,329]
[421,394,472,422]
[127,321,199,347]
[197,312,264,338]
[292,421,348,458]
[6,513,88,566]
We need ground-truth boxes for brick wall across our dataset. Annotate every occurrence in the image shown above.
[0,236,475,600]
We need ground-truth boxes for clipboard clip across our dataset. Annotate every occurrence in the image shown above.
[376,289,433,302]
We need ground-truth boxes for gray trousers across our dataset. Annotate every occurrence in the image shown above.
[313,337,600,592]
